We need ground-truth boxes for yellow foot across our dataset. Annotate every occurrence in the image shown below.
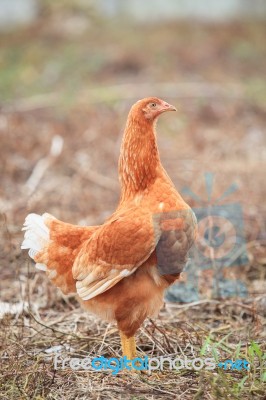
[120,331,136,359]
[119,332,150,374]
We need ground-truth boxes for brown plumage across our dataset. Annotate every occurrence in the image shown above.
[22,97,197,359]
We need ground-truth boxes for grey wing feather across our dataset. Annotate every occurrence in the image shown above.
[155,209,197,276]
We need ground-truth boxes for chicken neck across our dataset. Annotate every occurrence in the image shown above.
[119,116,161,201]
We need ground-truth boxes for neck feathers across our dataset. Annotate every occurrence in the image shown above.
[119,113,161,198]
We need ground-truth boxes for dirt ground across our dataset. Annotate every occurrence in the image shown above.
[0,5,266,399]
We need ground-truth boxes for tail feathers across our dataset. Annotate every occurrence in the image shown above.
[21,213,98,295]
[21,213,52,262]
[36,263,48,271]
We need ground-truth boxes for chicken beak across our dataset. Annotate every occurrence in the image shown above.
[161,102,177,112]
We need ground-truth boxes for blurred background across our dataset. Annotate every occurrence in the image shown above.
[1,2,266,398]
[1,0,266,301]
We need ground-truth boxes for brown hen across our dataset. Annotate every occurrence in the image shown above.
[22,97,197,359]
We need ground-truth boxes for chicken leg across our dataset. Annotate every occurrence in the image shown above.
[120,331,136,359]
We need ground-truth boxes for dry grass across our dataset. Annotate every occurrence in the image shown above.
[0,5,266,399]
[1,274,265,399]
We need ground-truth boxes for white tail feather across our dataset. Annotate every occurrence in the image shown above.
[36,263,47,271]
[21,213,51,267]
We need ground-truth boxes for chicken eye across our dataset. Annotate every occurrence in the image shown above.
[150,103,157,108]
